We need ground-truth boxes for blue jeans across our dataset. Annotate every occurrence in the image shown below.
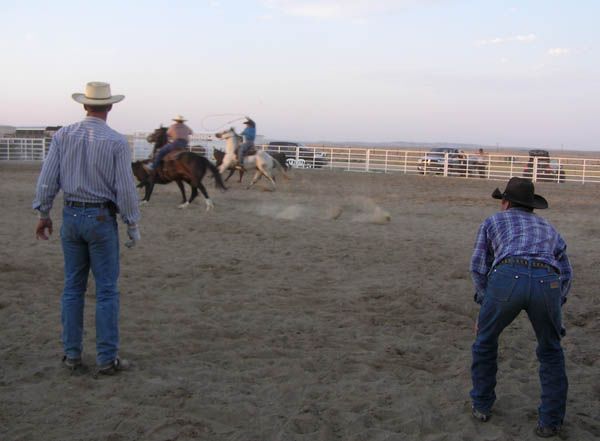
[238,140,254,164]
[471,262,568,428]
[152,139,188,169]
[60,205,120,365]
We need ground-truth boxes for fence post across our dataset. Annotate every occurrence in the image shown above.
[443,153,449,177]
[404,151,408,174]
[582,159,586,184]
[365,149,370,172]
[385,150,388,173]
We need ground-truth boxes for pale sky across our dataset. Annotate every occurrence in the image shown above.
[1,0,598,150]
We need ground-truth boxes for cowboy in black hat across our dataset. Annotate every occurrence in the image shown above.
[469,177,572,438]
[238,116,256,167]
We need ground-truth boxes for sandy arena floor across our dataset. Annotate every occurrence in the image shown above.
[1,162,599,441]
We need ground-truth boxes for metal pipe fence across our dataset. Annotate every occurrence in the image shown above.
[3,136,600,184]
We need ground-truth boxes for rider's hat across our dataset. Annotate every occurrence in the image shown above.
[172,115,187,122]
[243,117,255,127]
[492,177,548,209]
[72,81,124,105]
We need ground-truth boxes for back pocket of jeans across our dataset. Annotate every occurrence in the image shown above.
[486,269,520,302]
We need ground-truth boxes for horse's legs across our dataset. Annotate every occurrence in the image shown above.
[196,182,214,211]
[190,164,213,210]
[246,171,262,189]
[257,163,277,190]
[224,169,236,182]
[144,181,156,202]
[188,187,198,203]
[238,169,244,183]
[175,180,187,201]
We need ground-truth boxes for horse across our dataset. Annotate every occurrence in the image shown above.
[214,127,288,190]
[213,148,289,183]
[132,126,227,210]
[132,126,192,207]
[132,160,190,207]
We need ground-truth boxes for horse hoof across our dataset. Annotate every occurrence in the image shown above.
[178,202,190,209]
[205,200,214,211]
[139,200,148,206]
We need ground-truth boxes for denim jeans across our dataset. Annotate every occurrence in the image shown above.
[152,139,188,169]
[471,262,567,428]
[238,140,254,164]
[60,205,120,365]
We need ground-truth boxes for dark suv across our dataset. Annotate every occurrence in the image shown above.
[266,141,327,168]
[523,149,565,183]
[417,147,467,175]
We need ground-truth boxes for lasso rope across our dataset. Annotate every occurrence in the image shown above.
[200,113,247,132]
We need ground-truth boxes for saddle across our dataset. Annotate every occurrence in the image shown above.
[245,147,257,156]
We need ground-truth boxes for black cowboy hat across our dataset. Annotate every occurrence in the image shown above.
[492,177,548,209]
[243,117,255,126]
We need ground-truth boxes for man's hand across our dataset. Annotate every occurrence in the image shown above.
[125,224,141,248]
[36,218,53,240]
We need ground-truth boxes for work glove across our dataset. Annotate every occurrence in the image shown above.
[125,224,141,248]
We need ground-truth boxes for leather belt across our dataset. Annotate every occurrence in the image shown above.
[498,258,557,272]
[65,200,109,208]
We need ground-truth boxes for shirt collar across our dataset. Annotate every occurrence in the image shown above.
[83,116,107,125]
[508,207,534,214]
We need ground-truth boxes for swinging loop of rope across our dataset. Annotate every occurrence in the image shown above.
[200,114,247,132]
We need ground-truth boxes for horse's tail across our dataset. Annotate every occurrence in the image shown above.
[204,157,228,190]
[270,153,290,181]
[272,152,289,170]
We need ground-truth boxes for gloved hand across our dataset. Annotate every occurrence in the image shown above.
[125,224,141,248]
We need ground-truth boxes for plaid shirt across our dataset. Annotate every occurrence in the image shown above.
[470,207,572,303]
[33,117,140,225]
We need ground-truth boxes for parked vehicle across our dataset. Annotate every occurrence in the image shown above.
[265,141,327,168]
[523,149,565,183]
[417,147,467,175]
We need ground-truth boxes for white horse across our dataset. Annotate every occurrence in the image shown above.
[215,127,288,190]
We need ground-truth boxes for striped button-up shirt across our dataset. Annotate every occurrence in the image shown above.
[33,116,140,225]
[470,207,572,302]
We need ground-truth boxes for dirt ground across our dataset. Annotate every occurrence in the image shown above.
[1,162,598,441]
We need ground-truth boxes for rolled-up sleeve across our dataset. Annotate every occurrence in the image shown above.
[113,140,140,225]
[32,135,61,215]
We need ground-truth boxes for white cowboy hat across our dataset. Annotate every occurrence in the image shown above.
[172,115,187,122]
[72,82,125,105]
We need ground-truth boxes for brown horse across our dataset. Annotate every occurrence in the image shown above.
[132,127,227,210]
[213,148,289,183]
[132,158,189,206]
[132,127,190,206]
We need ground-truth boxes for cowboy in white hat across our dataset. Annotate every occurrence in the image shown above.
[32,81,141,376]
[147,114,193,171]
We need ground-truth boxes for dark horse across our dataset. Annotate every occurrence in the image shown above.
[213,148,289,183]
[132,127,227,210]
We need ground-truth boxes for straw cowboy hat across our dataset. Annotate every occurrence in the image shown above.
[492,177,548,209]
[172,115,187,122]
[72,82,124,105]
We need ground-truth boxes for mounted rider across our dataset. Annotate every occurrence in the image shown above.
[148,115,193,171]
[237,117,256,167]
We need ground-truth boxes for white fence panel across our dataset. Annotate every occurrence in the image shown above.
[3,136,600,184]
[0,138,46,161]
